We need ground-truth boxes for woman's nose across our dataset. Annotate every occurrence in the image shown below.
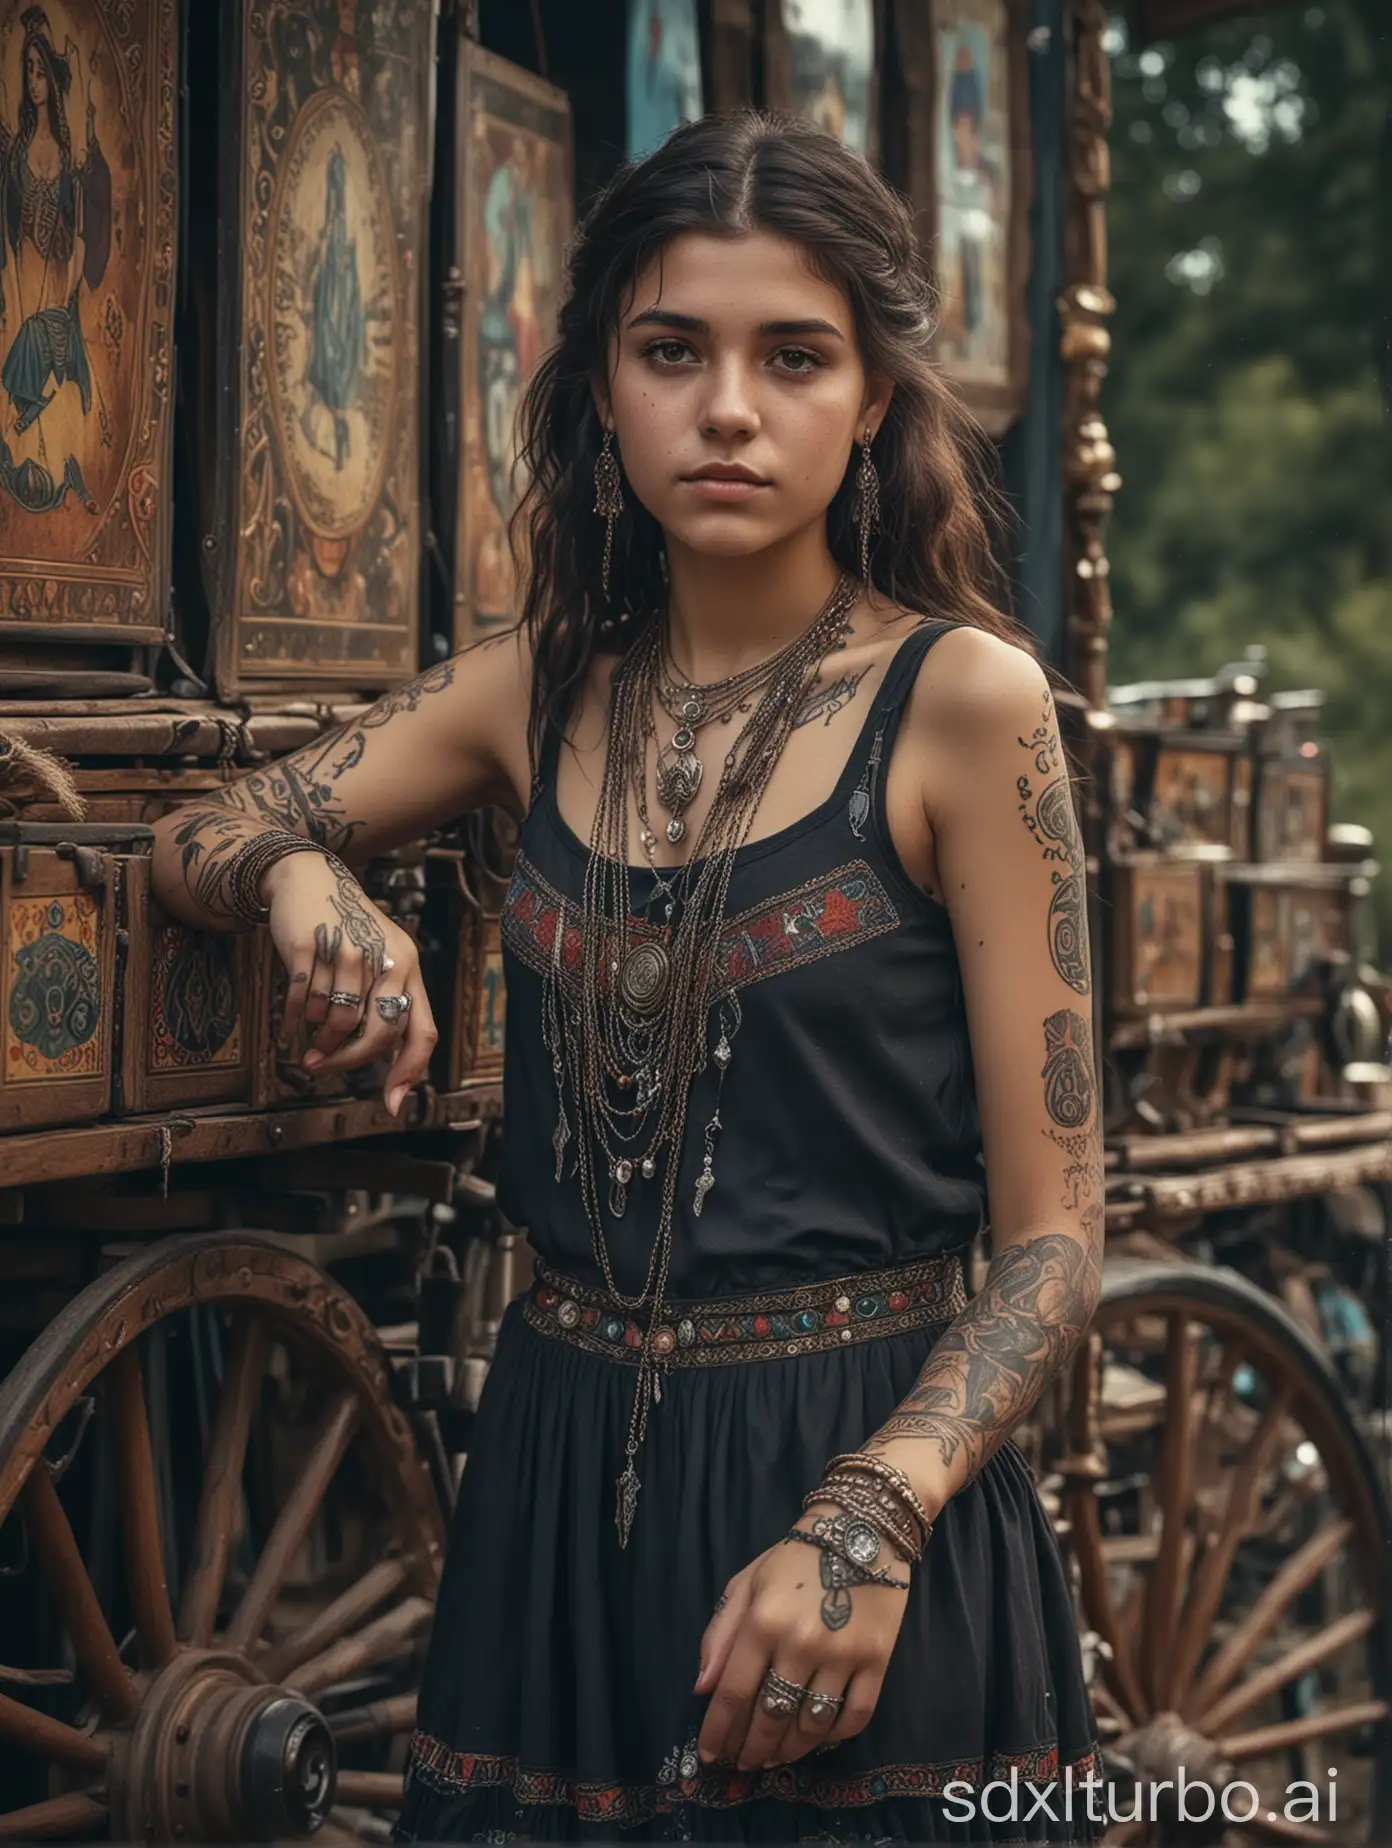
[699,359,760,441]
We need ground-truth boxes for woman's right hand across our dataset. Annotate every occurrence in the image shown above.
[261,850,438,1117]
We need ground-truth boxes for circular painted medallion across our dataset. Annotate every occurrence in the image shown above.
[268,89,399,541]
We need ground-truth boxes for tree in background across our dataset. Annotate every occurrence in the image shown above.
[1104,0,1392,949]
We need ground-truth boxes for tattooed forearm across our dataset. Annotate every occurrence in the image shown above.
[211,659,460,853]
[867,1232,1102,1478]
[792,666,870,730]
[1017,696,1090,995]
[868,1007,1102,1481]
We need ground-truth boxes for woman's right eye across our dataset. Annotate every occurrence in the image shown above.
[641,339,697,367]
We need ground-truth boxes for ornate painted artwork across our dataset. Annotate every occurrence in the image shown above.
[779,0,873,153]
[219,0,431,692]
[454,45,571,647]
[626,0,702,159]
[933,0,1012,389]
[4,891,101,1079]
[148,924,241,1070]
[0,1,175,641]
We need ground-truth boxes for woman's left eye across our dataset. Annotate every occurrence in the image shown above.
[771,346,827,376]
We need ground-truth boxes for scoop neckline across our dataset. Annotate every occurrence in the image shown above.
[542,622,932,878]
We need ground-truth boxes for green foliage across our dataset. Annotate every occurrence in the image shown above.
[1103,0,1392,949]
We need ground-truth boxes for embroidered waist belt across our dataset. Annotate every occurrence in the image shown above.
[523,1251,968,1368]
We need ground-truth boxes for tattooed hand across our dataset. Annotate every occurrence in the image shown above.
[693,1513,909,1772]
[261,853,438,1116]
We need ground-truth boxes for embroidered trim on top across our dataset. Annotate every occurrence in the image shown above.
[404,1729,1107,1828]
[523,1252,967,1368]
[501,853,899,997]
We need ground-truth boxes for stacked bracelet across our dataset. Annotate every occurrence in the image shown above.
[803,1451,934,1568]
[224,830,349,926]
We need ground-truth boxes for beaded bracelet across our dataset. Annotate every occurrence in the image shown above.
[223,830,351,926]
[802,1479,923,1565]
[824,1451,935,1537]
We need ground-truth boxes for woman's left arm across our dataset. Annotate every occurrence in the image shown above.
[861,629,1103,1513]
[694,631,1103,1774]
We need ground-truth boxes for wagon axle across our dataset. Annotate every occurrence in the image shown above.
[110,1652,335,1841]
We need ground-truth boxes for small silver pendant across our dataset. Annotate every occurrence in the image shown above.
[666,817,685,845]
[616,1462,640,1547]
[693,1159,715,1216]
[552,1106,570,1181]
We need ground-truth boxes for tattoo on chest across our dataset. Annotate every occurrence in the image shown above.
[792,665,870,731]
[1016,697,1090,995]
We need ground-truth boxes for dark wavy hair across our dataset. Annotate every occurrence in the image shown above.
[512,109,1030,765]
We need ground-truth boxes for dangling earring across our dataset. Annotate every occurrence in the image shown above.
[594,427,624,601]
[853,425,880,586]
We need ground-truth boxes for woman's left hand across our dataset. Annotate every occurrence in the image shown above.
[693,1506,911,1771]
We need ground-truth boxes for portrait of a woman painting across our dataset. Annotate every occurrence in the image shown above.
[0,4,110,516]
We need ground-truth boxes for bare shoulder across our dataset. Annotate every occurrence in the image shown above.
[914,624,1051,737]
[900,625,1054,822]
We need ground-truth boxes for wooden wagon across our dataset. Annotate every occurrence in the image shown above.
[0,1,1385,1842]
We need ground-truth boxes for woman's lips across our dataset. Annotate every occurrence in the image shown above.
[681,476,770,501]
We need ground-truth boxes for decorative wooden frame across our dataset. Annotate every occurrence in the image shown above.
[763,0,880,162]
[452,43,573,650]
[0,840,121,1128]
[890,0,1032,436]
[0,1,177,648]
[1256,760,1329,865]
[1107,855,1206,1015]
[119,856,258,1113]
[211,0,434,696]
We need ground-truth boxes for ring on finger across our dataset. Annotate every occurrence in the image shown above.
[375,992,412,1025]
[328,989,362,1010]
[805,1689,845,1724]
[760,1670,808,1718]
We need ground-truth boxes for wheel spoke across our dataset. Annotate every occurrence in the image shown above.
[1220,1696,1388,1761]
[0,1794,108,1841]
[291,1594,433,1698]
[1197,1607,1376,1737]
[259,1555,410,1685]
[334,1770,403,1807]
[1065,1481,1146,1722]
[179,1312,270,1647]
[224,1389,360,1655]
[20,1467,137,1723]
[1184,1516,1353,1721]
[1142,1314,1198,1708]
[329,1691,418,1744]
[1164,1378,1290,1711]
[105,1346,177,1671]
[0,1692,107,1772]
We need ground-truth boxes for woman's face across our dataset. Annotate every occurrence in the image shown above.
[601,231,889,561]
[25,44,49,107]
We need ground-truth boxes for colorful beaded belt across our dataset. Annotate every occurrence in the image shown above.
[523,1252,967,1368]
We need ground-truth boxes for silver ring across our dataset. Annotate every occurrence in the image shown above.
[760,1670,808,1718]
[806,1691,845,1723]
[375,993,412,1026]
[327,989,362,1010]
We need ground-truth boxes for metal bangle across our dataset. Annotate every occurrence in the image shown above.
[783,1524,912,1591]
[823,1452,935,1537]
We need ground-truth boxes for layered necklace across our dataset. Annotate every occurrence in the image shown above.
[541,572,860,1544]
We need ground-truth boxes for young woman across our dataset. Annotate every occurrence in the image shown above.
[152,111,1104,1844]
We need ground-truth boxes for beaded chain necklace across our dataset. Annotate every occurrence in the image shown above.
[540,573,861,1543]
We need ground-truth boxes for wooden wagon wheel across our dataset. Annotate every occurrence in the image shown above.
[0,1233,446,1843]
[1060,1259,1392,1846]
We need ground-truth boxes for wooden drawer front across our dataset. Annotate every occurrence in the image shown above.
[450,911,506,1088]
[1150,747,1236,851]
[1208,873,1235,1006]
[1,848,117,1129]
[1257,763,1327,862]
[1111,861,1205,1013]
[119,859,257,1113]
[1244,886,1290,998]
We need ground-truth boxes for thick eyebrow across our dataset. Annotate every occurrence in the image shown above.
[626,308,845,341]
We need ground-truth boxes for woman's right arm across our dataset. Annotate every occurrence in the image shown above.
[149,632,532,1112]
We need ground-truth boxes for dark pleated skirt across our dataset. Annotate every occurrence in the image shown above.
[396,1292,1102,1845]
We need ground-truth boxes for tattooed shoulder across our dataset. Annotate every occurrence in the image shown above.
[1016,695,1090,995]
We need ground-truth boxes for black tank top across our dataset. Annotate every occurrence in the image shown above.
[496,619,987,1297]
